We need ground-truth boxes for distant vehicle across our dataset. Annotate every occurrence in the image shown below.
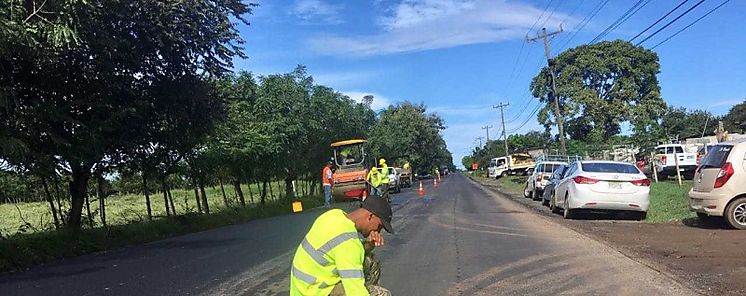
[388,167,401,193]
[487,153,535,178]
[654,144,697,179]
[689,140,746,229]
[399,166,413,188]
[543,164,569,209]
[525,156,573,201]
[330,139,369,201]
[554,160,650,220]
[415,171,433,180]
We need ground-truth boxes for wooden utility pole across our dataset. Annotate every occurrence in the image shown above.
[482,125,493,142]
[493,102,510,157]
[476,136,484,148]
[527,26,567,156]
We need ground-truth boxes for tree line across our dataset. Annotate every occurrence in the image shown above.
[0,0,453,232]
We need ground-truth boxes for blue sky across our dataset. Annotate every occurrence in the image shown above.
[233,0,746,168]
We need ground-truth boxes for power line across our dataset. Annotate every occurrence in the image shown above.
[635,0,706,46]
[507,100,544,134]
[558,0,611,51]
[651,0,731,49]
[629,0,690,42]
[590,0,652,44]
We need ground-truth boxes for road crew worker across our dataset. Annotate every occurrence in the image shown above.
[366,165,383,198]
[323,161,334,208]
[289,197,394,296]
[378,159,390,202]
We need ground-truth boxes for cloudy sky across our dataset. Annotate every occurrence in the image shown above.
[234,0,746,168]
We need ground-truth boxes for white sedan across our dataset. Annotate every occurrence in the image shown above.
[553,161,650,220]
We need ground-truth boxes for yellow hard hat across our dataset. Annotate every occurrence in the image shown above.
[379,158,386,165]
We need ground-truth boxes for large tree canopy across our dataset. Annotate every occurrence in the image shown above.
[530,40,666,144]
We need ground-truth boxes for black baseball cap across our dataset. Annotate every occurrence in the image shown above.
[362,197,394,233]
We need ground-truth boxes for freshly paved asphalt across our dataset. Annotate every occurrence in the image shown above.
[0,174,696,296]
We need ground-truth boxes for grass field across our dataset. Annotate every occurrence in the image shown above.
[0,180,303,237]
[483,174,695,223]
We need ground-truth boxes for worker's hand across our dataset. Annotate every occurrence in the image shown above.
[367,230,385,247]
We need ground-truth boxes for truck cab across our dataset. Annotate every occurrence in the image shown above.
[654,144,697,178]
[488,153,535,178]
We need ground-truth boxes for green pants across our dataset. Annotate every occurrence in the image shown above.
[329,253,390,296]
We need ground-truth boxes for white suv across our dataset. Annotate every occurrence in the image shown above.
[524,161,567,200]
[689,139,746,229]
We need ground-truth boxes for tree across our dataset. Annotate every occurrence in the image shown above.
[367,102,451,171]
[661,107,717,140]
[1,0,255,229]
[530,40,666,144]
[723,99,746,133]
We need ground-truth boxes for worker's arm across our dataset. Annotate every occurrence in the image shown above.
[331,240,369,296]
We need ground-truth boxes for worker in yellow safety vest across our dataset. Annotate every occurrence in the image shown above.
[377,159,390,202]
[289,196,394,296]
[366,165,383,198]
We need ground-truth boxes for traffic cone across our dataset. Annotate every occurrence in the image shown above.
[362,189,368,201]
[433,178,438,188]
[418,182,425,196]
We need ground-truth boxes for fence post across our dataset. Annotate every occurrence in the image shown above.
[674,150,683,187]
[650,152,658,183]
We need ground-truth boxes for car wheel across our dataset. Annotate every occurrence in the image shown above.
[725,197,746,230]
[501,171,508,178]
[563,195,574,219]
[550,193,561,214]
[532,185,541,201]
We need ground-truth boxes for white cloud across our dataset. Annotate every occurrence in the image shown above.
[430,104,497,117]
[308,0,576,56]
[343,91,392,111]
[313,70,380,88]
[292,0,344,24]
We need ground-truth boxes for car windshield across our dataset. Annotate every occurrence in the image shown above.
[699,145,732,169]
[541,163,565,173]
[581,163,640,174]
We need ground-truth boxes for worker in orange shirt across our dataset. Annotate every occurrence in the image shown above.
[322,161,334,207]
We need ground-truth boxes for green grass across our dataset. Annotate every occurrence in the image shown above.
[496,175,527,194]
[0,180,297,236]
[0,195,324,272]
[646,180,696,223]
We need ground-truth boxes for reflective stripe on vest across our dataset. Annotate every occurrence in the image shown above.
[300,232,364,266]
[337,269,364,279]
[292,266,317,285]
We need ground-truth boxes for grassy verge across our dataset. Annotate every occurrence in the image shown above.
[646,180,695,223]
[0,195,323,272]
[495,176,527,195]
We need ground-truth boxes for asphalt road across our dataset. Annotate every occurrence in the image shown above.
[0,174,696,296]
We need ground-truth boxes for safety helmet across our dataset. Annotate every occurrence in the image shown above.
[379,158,386,165]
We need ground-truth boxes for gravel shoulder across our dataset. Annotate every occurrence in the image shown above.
[473,175,746,296]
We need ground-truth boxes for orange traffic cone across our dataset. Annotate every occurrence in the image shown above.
[362,189,368,201]
[418,182,425,196]
[433,178,438,188]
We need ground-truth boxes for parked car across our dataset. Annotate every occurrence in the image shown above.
[689,140,746,229]
[542,164,568,209]
[554,160,650,220]
[525,161,568,201]
[654,144,697,179]
[388,167,401,193]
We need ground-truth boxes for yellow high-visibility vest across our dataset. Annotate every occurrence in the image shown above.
[290,209,369,296]
[379,165,390,184]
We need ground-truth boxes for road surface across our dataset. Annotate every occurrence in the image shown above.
[0,174,695,295]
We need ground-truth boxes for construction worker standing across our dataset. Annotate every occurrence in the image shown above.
[289,197,394,296]
[378,159,390,202]
[322,161,334,207]
[366,165,383,198]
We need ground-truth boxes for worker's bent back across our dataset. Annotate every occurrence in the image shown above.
[290,209,369,296]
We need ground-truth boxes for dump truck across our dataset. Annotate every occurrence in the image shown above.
[487,153,536,178]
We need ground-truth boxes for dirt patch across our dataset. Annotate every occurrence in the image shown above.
[474,176,746,296]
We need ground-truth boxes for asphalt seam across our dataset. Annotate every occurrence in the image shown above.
[463,175,703,296]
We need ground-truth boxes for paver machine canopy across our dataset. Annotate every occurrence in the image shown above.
[331,139,369,200]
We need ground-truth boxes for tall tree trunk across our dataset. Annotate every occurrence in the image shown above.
[233,179,245,207]
[67,163,92,229]
[42,178,60,229]
[285,176,294,199]
[167,184,176,215]
[219,177,229,208]
[247,180,255,205]
[162,180,171,216]
[192,176,202,213]
[268,179,274,201]
[53,175,64,221]
[199,178,210,214]
[142,172,153,220]
[97,174,107,227]
[261,180,267,205]
[84,191,93,228]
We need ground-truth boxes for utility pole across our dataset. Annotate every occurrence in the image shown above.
[493,102,510,157]
[482,125,493,142]
[528,26,567,156]
[475,136,484,148]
